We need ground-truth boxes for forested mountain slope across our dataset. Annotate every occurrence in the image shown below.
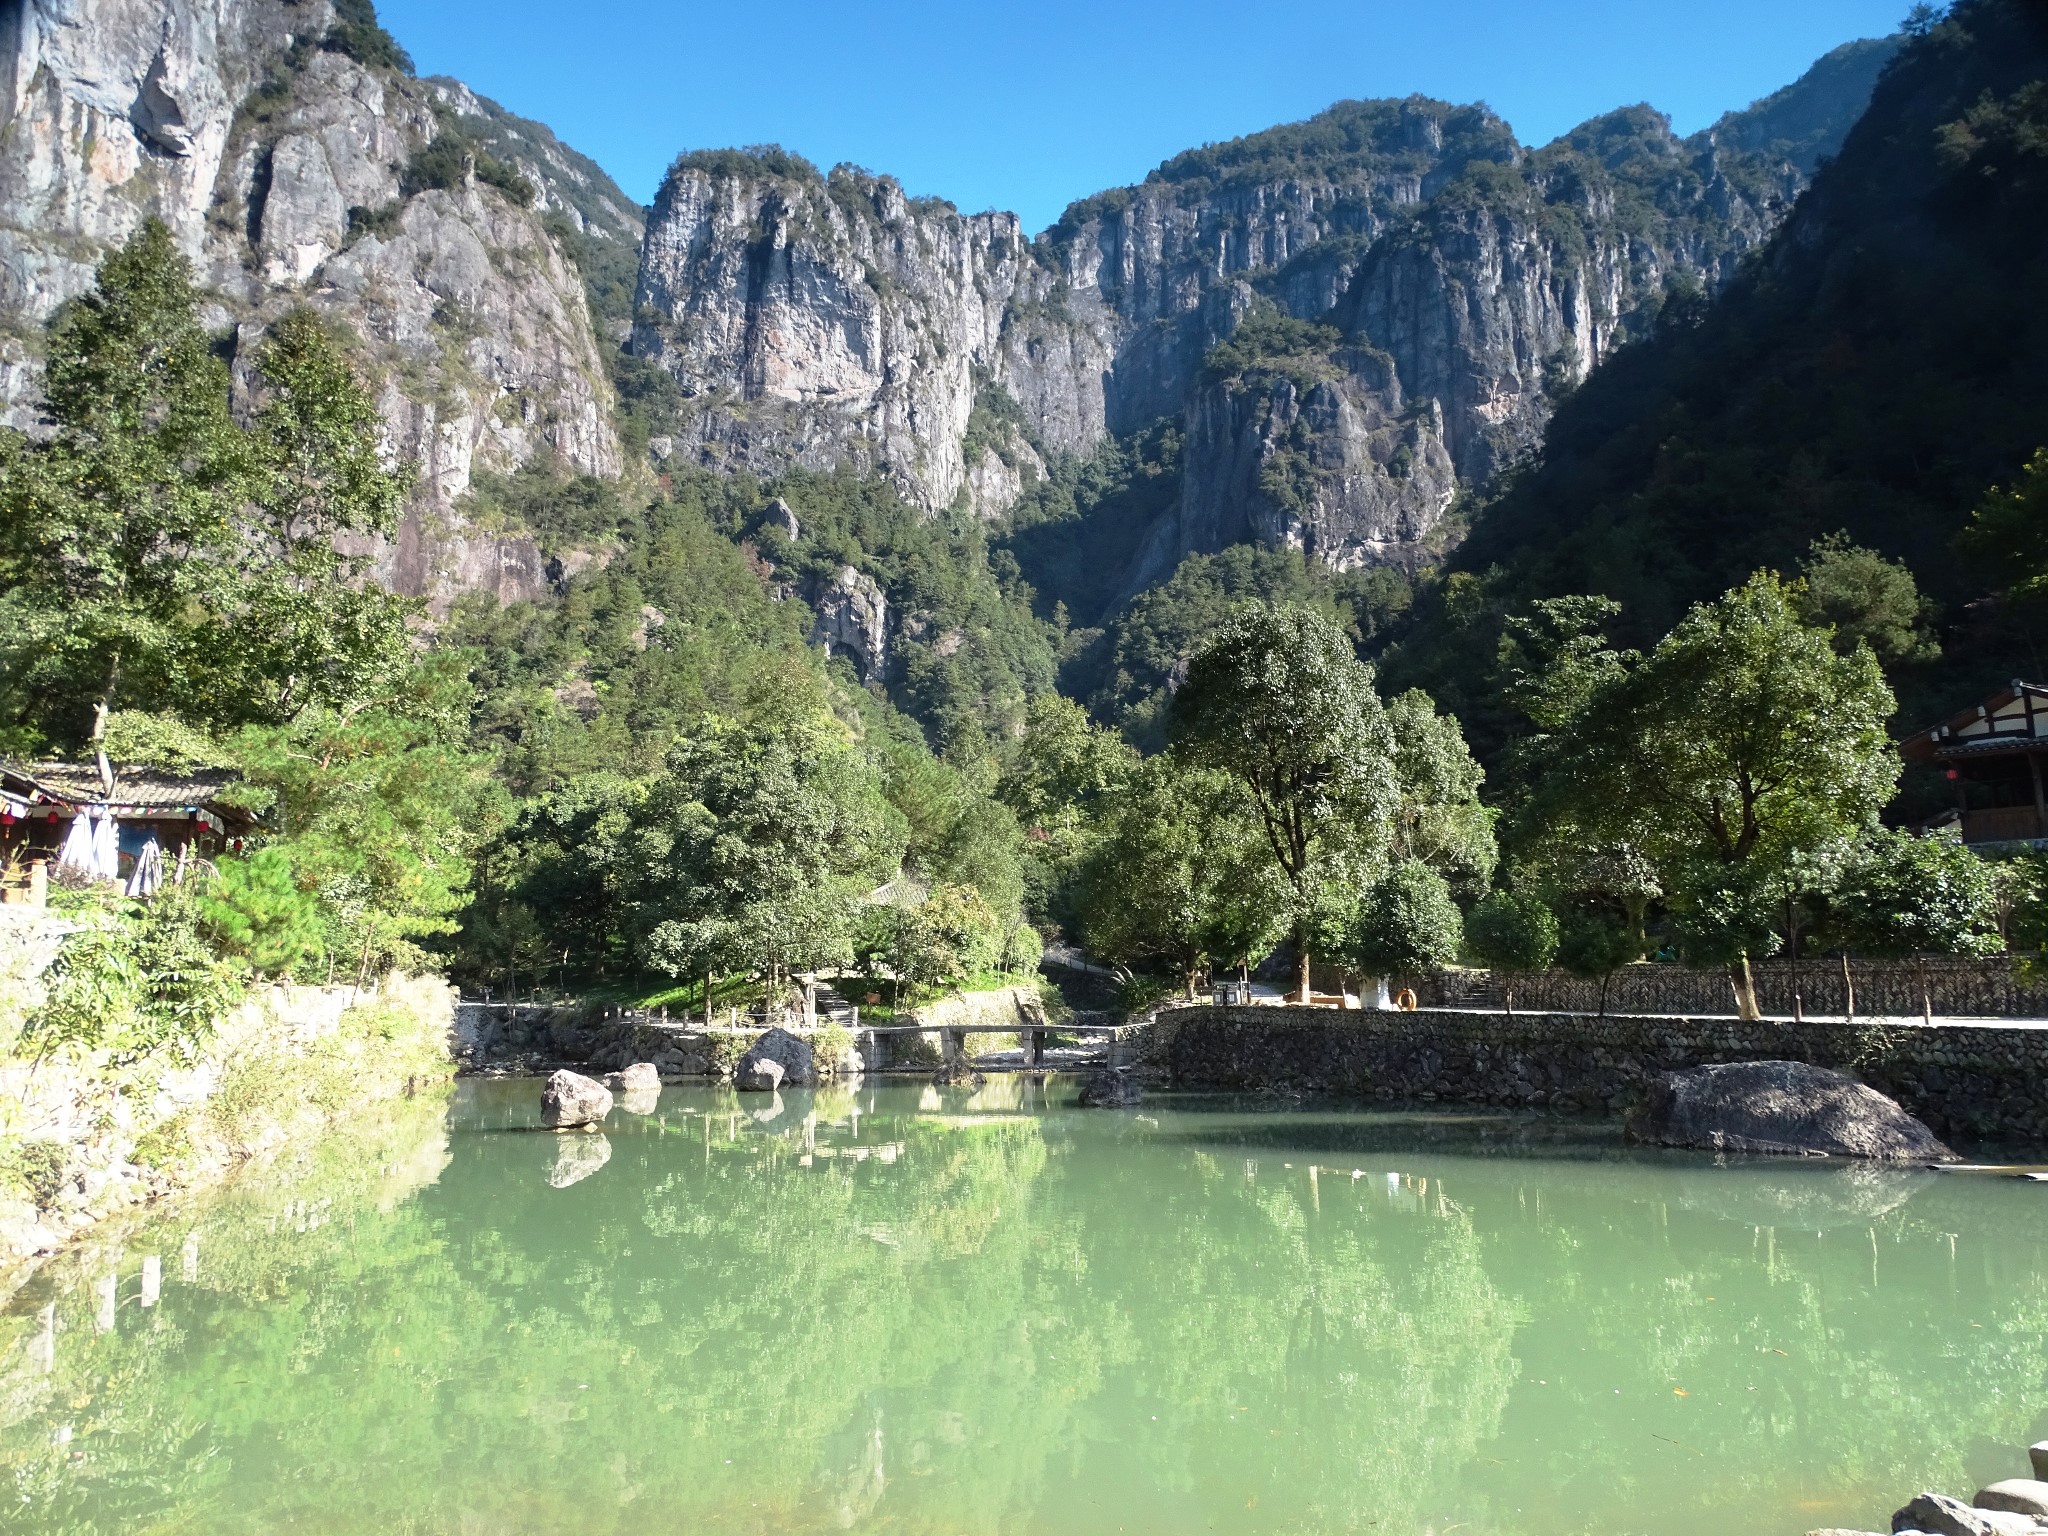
[1405,0,2048,734]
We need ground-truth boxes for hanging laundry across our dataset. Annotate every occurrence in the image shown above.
[56,812,95,877]
[89,809,120,882]
[125,835,164,899]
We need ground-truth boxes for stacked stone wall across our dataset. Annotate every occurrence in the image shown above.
[1157,1006,2048,1147]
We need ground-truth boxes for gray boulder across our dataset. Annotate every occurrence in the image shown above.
[737,1027,814,1091]
[1078,1066,1143,1108]
[1893,1492,2042,1536]
[738,1057,786,1092]
[1977,1483,2048,1518]
[605,1061,661,1095]
[2032,1445,2048,1481]
[1627,1062,1955,1161]
[541,1069,612,1130]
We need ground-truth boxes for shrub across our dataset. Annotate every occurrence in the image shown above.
[1465,891,1559,973]
[25,890,242,1064]
[0,1139,70,1208]
[202,846,325,977]
[1348,861,1463,976]
[897,885,1005,991]
[1832,829,2004,956]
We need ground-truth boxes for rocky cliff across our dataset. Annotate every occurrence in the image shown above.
[630,79,1869,588]
[0,0,633,607]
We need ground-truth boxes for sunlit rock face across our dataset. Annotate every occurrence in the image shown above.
[0,0,628,609]
[633,97,1805,579]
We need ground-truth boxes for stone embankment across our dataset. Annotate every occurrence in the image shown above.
[2,973,458,1295]
[1156,1006,2048,1145]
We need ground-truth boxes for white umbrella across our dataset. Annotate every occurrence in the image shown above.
[55,812,95,877]
[89,809,120,882]
[125,835,163,899]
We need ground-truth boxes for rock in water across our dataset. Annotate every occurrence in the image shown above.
[606,1062,661,1095]
[1626,1062,1954,1161]
[738,1058,785,1092]
[737,1028,814,1091]
[547,1134,611,1189]
[1078,1066,1143,1108]
[932,1060,985,1089]
[541,1069,612,1130]
[2033,1444,2048,1481]
[1976,1482,2048,1518]
[1892,1491,2042,1536]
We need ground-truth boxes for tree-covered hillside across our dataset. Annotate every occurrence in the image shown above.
[1389,0,2048,744]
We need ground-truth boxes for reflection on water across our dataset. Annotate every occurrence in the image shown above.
[3,1080,2046,1536]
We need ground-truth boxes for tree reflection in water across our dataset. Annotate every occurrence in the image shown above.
[1,1083,2045,1536]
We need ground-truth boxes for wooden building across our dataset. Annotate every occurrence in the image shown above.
[1899,682,2048,847]
[0,761,256,879]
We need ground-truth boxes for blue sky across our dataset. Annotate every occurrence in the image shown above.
[376,0,1909,232]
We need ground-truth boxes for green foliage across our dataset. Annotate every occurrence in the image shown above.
[1795,533,1940,668]
[1074,757,1288,985]
[1345,860,1463,977]
[24,888,243,1065]
[201,847,326,978]
[321,0,413,74]
[1171,603,1401,983]
[0,1137,70,1207]
[665,145,823,185]
[1436,0,2048,727]
[1519,573,1897,970]
[461,457,629,552]
[1201,304,1343,384]
[1959,446,2048,599]
[630,712,905,986]
[0,219,245,751]
[1386,688,1497,893]
[895,884,1006,991]
[1465,891,1560,973]
[404,105,534,205]
[1831,829,2005,955]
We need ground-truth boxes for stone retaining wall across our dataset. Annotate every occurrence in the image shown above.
[1156,1006,2048,1146]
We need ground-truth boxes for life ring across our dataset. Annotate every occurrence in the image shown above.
[1395,988,1418,1011]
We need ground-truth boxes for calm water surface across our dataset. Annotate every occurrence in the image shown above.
[5,1077,2047,1535]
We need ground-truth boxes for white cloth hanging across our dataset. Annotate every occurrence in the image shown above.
[125,835,163,898]
[55,811,95,877]
[89,809,120,882]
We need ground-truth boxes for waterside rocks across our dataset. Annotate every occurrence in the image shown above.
[1078,1066,1143,1108]
[737,1028,815,1091]
[1890,1492,2045,1536]
[1626,1061,1955,1161]
[540,1069,612,1129]
[1977,1485,2048,1520]
[932,1060,985,1090]
[605,1062,661,1095]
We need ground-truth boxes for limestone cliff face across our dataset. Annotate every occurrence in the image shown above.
[631,96,1820,585]
[633,158,1086,519]
[0,0,628,608]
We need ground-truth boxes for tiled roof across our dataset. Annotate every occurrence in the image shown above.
[0,760,247,814]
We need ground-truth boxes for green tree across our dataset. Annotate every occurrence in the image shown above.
[0,220,245,770]
[1464,891,1559,1011]
[1343,860,1463,1007]
[1074,758,1288,995]
[1794,533,1938,668]
[201,847,326,977]
[1386,688,1497,893]
[894,883,1006,992]
[1170,603,1399,1001]
[214,308,418,724]
[1831,828,2004,956]
[629,713,905,995]
[1522,573,1897,1018]
[1960,448,2048,599]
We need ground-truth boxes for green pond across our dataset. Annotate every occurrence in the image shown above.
[5,1077,2047,1536]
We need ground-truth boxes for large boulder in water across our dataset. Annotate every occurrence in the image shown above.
[541,1069,612,1130]
[738,1027,813,1091]
[1078,1065,1143,1108]
[1627,1061,1954,1161]
[1891,1491,2042,1536]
